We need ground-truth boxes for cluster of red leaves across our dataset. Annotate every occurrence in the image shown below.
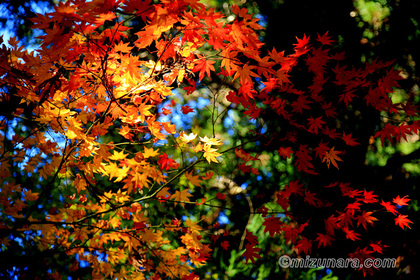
[223,33,416,275]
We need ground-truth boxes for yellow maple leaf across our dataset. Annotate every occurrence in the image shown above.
[119,125,131,138]
[199,136,223,145]
[109,150,128,161]
[179,132,197,143]
[193,142,203,153]
[143,147,159,158]
[203,144,222,163]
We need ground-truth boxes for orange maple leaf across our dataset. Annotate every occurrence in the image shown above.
[185,170,202,186]
[322,147,343,169]
[233,62,259,85]
[171,189,192,208]
[393,195,410,206]
[193,57,215,81]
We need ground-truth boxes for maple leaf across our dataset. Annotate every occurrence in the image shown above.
[199,136,223,146]
[324,215,339,235]
[307,116,325,134]
[185,219,202,234]
[201,171,214,180]
[278,147,293,159]
[261,77,278,93]
[171,189,193,208]
[393,195,410,207]
[294,145,318,175]
[109,150,128,161]
[322,127,340,139]
[315,233,334,248]
[395,214,413,229]
[342,227,361,241]
[294,34,310,53]
[156,187,171,202]
[143,147,159,158]
[370,241,388,254]
[203,144,222,163]
[283,180,304,197]
[233,62,259,86]
[114,41,132,53]
[339,90,357,108]
[341,132,360,146]
[380,200,398,215]
[181,105,195,114]
[345,202,361,215]
[220,240,230,250]
[193,57,215,81]
[242,243,262,263]
[216,193,226,200]
[322,146,343,169]
[185,170,202,186]
[262,216,282,237]
[356,211,378,230]
[179,132,197,143]
[158,153,179,171]
[358,190,378,204]
[245,230,258,246]
[295,237,312,255]
[314,141,330,159]
[316,32,335,45]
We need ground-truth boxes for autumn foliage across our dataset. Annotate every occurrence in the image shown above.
[0,0,416,279]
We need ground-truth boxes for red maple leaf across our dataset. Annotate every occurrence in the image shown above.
[242,243,261,263]
[345,202,362,215]
[322,127,340,139]
[315,233,334,248]
[307,116,325,134]
[295,237,312,255]
[245,230,258,246]
[181,105,195,114]
[294,145,318,175]
[216,193,226,200]
[341,132,360,146]
[314,141,330,159]
[157,153,179,171]
[324,215,339,236]
[342,227,361,241]
[278,147,293,159]
[220,240,230,250]
[395,214,413,229]
[356,211,378,230]
[262,216,283,237]
[358,190,378,204]
[316,32,335,45]
[293,34,310,53]
[369,241,388,254]
[261,77,278,93]
[380,200,398,215]
[283,180,304,197]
